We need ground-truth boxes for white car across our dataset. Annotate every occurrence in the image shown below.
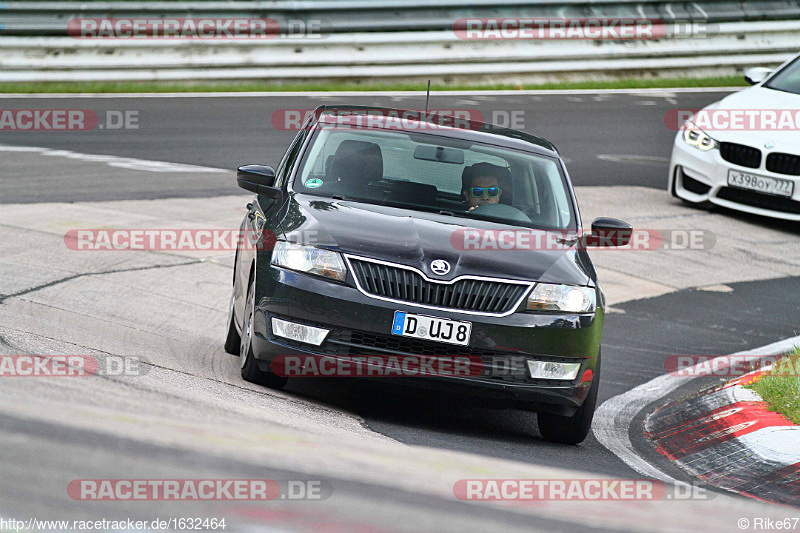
[668,52,800,221]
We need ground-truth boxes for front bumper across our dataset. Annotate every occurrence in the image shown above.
[250,264,603,415]
[668,133,800,221]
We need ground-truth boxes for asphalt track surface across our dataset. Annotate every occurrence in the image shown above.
[1,90,799,530]
[0,90,729,202]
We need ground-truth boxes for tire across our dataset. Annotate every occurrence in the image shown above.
[239,274,288,390]
[224,292,241,355]
[537,353,600,445]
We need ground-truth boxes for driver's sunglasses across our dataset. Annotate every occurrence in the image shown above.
[468,186,500,198]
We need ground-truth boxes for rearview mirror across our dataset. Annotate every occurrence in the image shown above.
[744,67,773,85]
[237,165,283,200]
[413,145,465,164]
[584,217,632,247]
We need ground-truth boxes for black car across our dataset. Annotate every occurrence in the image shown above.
[225,106,631,444]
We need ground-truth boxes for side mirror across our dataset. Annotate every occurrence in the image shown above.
[744,67,773,85]
[237,165,282,200]
[584,217,632,247]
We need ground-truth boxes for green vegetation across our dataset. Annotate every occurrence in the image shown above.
[748,348,800,425]
[0,75,747,94]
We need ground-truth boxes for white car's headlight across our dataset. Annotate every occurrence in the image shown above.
[271,241,347,282]
[526,283,596,313]
[682,122,718,151]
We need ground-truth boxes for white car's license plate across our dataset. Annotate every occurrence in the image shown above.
[728,170,794,197]
[391,311,471,346]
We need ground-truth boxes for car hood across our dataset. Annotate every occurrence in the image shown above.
[698,86,800,151]
[279,195,593,286]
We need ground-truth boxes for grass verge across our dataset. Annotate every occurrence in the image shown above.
[0,75,747,94]
[748,347,800,425]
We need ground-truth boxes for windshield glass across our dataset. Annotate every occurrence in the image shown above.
[764,57,800,94]
[293,125,576,230]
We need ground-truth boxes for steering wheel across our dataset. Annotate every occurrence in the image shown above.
[469,203,532,223]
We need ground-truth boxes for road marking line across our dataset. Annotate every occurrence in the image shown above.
[593,334,800,484]
[697,284,734,293]
[0,144,227,173]
[596,154,670,166]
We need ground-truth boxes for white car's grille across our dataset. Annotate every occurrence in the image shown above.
[766,152,800,176]
[719,142,761,169]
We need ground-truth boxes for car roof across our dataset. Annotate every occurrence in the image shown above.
[310,105,560,157]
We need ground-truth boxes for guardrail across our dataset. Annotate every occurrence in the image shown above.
[0,20,796,83]
[0,1,798,84]
[2,1,800,35]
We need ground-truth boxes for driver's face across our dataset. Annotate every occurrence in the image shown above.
[465,176,502,209]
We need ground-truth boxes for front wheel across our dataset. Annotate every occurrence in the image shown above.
[537,353,600,445]
[240,275,288,390]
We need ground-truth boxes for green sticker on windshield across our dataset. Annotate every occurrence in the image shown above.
[305,178,323,188]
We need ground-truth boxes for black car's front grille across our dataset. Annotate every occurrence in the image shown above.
[348,258,529,314]
[716,187,800,214]
[766,152,800,176]
[720,142,762,169]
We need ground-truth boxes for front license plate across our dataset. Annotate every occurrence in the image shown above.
[391,311,471,346]
[728,170,794,197]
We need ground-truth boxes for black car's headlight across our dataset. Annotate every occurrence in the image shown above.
[526,283,596,313]
[682,122,718,152]
[271,241,347,282]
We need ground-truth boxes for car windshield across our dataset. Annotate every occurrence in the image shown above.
[764,57,800,94]
[294,124,576,230]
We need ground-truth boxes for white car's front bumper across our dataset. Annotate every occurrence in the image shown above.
[668,133,800,221]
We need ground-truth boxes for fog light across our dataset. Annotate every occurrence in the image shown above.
[527,360,581,380]
[271,317,329,346]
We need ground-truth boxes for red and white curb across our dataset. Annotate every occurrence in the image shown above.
[646,367,800,505]
[593,335,800,498]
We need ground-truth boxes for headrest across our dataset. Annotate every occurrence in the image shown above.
[329,140,384,188]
